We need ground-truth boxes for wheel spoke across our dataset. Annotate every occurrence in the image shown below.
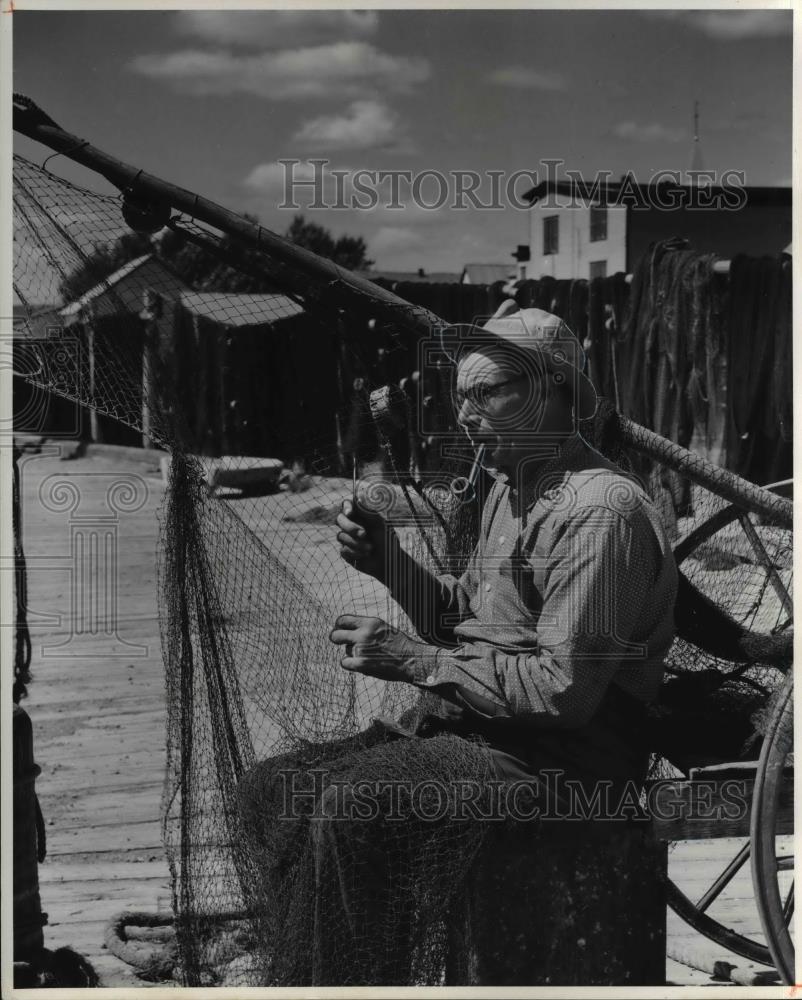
[782,881,794,923]
[666,879,773,966]
[737,512,793,617]
[697,841,751,912]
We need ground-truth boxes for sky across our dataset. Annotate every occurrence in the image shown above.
[12,7,793,273]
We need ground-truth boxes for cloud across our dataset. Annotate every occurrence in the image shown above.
[244,159,371,213]
[294,100,401,151]
[242,162,457,227]
[371,226,424,255]
[174,10,379,48]
[130,42,430,100]
[244,159,329,203]
[642,10,790,40]
[487,66,566,91]
[613,121,685,143]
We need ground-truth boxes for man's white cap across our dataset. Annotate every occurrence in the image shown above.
[478,300,597,420]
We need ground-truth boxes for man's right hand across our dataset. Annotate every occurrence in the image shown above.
[336,499,397,583]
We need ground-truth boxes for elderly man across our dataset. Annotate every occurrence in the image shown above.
[240,305,677,987]
[332,304,677,791]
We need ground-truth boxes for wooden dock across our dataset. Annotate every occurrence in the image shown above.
[19,445,170,986]
[16,446,785,987]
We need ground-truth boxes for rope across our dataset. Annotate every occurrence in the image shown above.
[104,911,178,982]
[104,910,252,983]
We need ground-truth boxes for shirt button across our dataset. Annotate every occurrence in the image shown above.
[484,582,492,592]
[498,535,506,544]
[426,674,436,685]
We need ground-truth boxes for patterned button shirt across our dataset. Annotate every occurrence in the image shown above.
[411,434,678,729]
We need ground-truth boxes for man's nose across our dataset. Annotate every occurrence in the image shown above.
[457,398,481,428]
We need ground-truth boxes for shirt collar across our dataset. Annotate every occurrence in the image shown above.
[498,434,591,513]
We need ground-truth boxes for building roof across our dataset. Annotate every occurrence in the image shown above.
[60,254,154,318]
[359,269,462,284]
[461,263,516,284]
[179,291,303,328]
[523,178,792,208]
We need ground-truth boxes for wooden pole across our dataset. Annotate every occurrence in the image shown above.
[85,307,102,444]
[139,289,158,450]
[618,416,792,527]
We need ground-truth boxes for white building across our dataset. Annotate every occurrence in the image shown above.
[519,179,791,282]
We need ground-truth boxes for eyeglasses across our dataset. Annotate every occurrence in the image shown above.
[454,376,528,412]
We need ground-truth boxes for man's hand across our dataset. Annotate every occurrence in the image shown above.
[336,499,399,583]
[329,614,436,682]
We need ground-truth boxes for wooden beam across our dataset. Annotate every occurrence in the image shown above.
[649,772,794,842]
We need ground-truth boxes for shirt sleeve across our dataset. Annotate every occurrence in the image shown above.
[390,481,503,645]
[389,551,477,646]
[414,505,660,728]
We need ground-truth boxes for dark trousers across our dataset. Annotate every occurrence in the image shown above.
[238,716,653,986]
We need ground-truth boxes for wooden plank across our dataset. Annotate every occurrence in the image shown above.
[34,710,166,731]
[38,860,170,882]
[669,835,793,858]
[665,956,718,986]
[43,824,166,856]
[25,677,160,698]
[30,719,166,744]
[43,891,172,928]
[651,778,793,840]
[34,720,166,745]
[42,878,171,905]
[41,846,173,865]
[25,651,164,677]
[39,792,164,831]
[37,760,167,787]
[667,941,780,986]
[44,820,164,845]
[39,768,163,800]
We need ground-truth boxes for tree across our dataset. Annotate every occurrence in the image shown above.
[59,211,373,303]
[58,231,153,303]
[284,215,373,270]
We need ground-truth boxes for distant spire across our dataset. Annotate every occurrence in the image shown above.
[689,99,705,176]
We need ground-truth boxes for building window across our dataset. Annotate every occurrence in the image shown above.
[590,260,607,280]
[589,205,608,242]
[543,216,559,255]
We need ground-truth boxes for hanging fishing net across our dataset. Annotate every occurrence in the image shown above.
[12,143,498,987]
[11,95,792,986]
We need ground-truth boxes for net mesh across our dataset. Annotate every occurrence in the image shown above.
[11,150,792,986]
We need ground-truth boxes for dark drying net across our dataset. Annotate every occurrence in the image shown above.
[12,149,791,985]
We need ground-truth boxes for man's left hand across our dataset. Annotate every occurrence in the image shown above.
[329,614,435,682]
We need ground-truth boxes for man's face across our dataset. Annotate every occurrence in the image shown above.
[455,347,572,475]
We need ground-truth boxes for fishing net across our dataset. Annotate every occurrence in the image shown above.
[11,127,792,987]
[13,148,496,987]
